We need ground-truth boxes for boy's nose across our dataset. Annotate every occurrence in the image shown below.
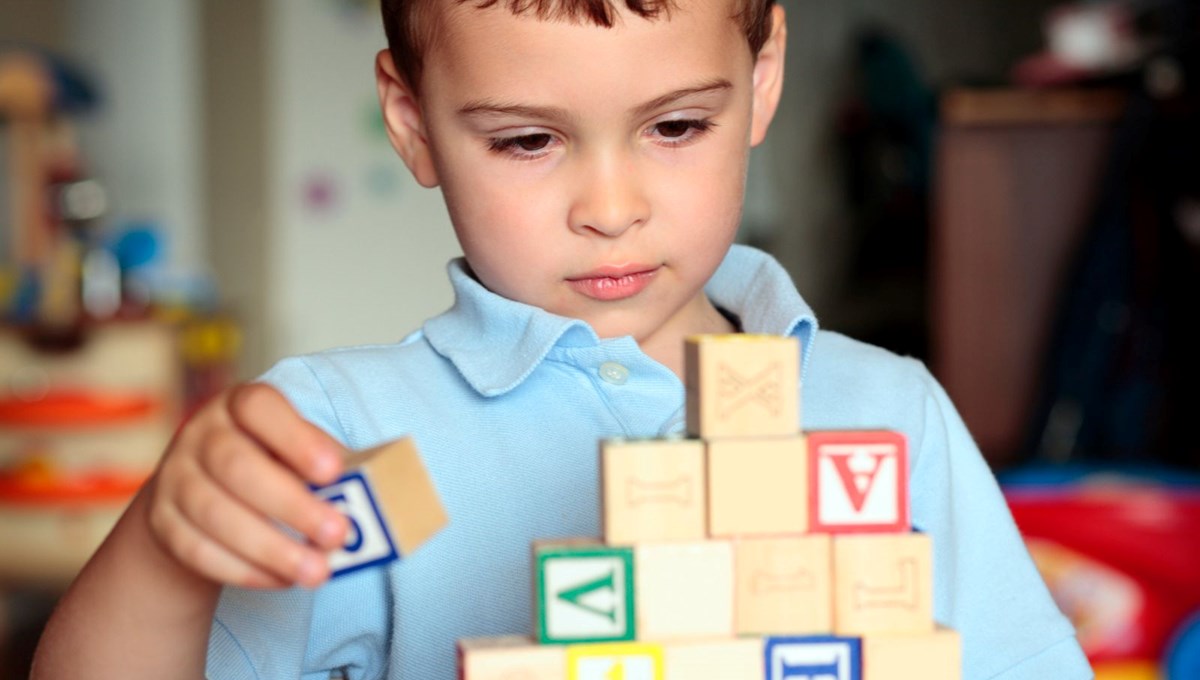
[567,154,650,238]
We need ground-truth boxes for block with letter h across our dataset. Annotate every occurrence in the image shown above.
[313,437,448,579]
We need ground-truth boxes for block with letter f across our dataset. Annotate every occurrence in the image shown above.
[808,431,909,534]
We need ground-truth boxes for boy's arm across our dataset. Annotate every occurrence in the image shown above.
[909,363,1092,679]
[31,384,349,680]
[32,487,219,679]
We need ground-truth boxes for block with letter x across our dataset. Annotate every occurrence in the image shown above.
[765,635,862,680]
[535,540,637,645]
[685,334,801,438]
[808,430,909,533]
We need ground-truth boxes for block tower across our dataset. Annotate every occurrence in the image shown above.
[459,335,961,680]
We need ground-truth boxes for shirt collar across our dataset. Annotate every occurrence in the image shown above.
[423,244,820,397]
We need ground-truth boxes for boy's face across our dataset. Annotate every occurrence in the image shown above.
[379,1,785,346]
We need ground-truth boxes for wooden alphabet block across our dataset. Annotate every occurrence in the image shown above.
[685,334,800,438]
[735,535,833,635]
[635,540,734,640]
[566,642,664,680]
[664,638,762,680]
[764,635,862,680]
[862,627,961,680]
[707,435,809,537]
[601,438,706,545]
[459,635,566,680]
[833,534,933,635]
[808,431,909,533]
[535,539,636,645]
[318,437,448,578]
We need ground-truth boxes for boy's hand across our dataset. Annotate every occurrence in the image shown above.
[146,383,350,589]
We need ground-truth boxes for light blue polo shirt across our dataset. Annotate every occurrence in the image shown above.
[206,245,1091,680]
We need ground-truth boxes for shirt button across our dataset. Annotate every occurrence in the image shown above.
[598,361,629,385]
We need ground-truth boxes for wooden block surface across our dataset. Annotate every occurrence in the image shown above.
[567,642,665,680]
[707,435,808,537]
[459,635,567,680]
[764,635,862,680]
[863,626,961,680]
[635,540,734,640]
[351,437,448,555]
[735,535,833,635]
[808,431,909,533]
[833,534,933,635]
[664,638,762,680]
[535,540,636,645]
[602,438,706,545]
[685,334,800,438]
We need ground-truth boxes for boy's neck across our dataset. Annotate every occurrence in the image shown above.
[640,297,738,379]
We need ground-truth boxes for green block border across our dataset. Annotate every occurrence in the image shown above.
[535,544,636,645]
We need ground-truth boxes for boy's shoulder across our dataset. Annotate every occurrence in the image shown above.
[803,329,940,432]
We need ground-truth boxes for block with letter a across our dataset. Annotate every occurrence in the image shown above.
[808,430,909,533]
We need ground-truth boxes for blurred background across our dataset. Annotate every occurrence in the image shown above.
[0,0,1197,677]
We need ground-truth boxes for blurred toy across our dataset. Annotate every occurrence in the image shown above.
[1004,468,1200,679]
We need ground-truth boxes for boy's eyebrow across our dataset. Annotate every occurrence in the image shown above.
[457,79,734,122]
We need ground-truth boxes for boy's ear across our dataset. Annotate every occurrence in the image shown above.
[375,50,440,188]
[749,4,787,147]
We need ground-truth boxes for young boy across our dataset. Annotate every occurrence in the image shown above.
[33,1,1091,678]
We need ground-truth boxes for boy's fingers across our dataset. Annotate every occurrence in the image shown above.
[174,476,331,587]
[153,498,292,590]
[199,429,348,550]
[226,383,345,485]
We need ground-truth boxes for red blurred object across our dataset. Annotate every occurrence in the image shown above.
[0,389,160,428]
[1006,483,1200,666]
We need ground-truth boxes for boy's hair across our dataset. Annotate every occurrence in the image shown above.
[381,0,777,93]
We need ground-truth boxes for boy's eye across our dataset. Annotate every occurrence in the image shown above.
[650,119,715,145]
[488,133,555,158]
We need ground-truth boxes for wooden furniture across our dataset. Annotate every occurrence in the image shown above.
[932,88,1127,466]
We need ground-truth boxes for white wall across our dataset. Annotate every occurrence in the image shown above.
[265,0,460,360]
[67,0,206,276]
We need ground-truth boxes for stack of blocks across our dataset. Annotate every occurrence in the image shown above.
[458,335,962,679]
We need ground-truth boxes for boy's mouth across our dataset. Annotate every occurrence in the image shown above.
[566,265,660,301]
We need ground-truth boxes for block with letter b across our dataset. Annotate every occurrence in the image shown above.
[315,437,448,578]
[808,430,909,533]
[764,635,862,680]
[685,334,800,438]
[601,438,706,545]
[535,540,636,645]
[314,470,398,578]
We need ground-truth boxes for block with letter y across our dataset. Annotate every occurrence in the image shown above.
[535,539,637,645]
[808,430,909,534]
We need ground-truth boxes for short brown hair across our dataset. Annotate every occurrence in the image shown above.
[381,0,777,93]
